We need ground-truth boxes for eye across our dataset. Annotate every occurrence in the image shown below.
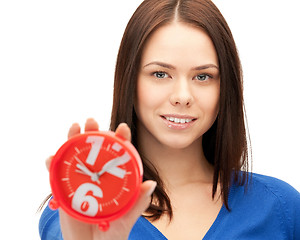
[153,71,169,79]
[195,74,211,81]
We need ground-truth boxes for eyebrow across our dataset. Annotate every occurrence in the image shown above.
[143,61,219,70]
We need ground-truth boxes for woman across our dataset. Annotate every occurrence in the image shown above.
[39,0,300,239]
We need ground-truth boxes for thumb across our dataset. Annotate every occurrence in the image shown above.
[123,180,157,226]
[45,156,54,171]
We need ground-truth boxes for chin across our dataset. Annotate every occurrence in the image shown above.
[158,136,201,150]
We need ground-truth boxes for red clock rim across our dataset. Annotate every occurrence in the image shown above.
[49,131,143,224]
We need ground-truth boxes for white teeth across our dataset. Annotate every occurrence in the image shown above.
[165,116,193,123]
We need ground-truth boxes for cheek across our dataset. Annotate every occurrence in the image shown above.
[136,80,167,115]
[196,86,220,117]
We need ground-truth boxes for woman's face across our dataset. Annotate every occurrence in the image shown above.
[136,22,220,149]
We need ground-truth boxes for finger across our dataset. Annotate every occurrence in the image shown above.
[68,123,81,139]
[84,118,99,132]
[45,156,54,171]
[122,180,157,227]
[115,123,131,142]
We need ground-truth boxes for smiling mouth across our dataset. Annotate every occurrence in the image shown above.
[161,116,196,124]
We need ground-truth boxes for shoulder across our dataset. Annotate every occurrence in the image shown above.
[233,172,300,207]
[248,172,300,202]
[232,172,300,238]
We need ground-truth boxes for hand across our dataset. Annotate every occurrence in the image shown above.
[46,118,156,240]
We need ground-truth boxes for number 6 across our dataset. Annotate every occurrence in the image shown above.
[72,183,103,216]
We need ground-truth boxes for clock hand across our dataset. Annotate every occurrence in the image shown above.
[74,156,100,182]
[76,163,100,184]
[97,152,130,179]
[76,163,94,176]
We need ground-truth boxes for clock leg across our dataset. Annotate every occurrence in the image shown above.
[98,221,110,231]
[49,198,59,210]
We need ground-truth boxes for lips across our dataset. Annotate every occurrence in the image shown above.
[165,116,193,123]
[160,114,197,129]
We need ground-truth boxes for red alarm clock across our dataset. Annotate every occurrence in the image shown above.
[49,131,143,231]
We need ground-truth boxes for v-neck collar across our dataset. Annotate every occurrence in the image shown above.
[140,204,227,240]
[203,183,237,239]
[140,183,237,239]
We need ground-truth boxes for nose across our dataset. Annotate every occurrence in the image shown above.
[169,78,193,107]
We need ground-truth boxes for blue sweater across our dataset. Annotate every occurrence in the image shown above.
[39,173,300,239]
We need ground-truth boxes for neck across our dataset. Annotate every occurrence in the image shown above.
[137,129,214,190]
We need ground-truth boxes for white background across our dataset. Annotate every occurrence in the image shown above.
[0,0,299,239]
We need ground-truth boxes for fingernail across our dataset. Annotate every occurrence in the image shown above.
[147,181,157,197]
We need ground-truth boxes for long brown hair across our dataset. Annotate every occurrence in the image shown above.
[110,0,250,221]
